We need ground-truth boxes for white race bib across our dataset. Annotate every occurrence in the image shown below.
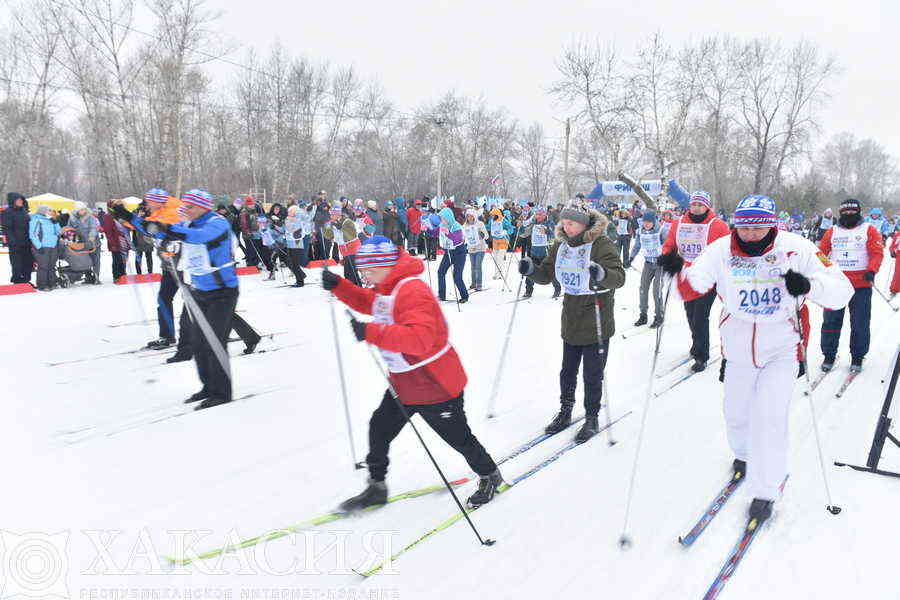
[464,227,479,247]
[532,224,549,247]
[178,242,214,276]
[554,242,592,295]
[491,221,504,237]
[616,219,629,235]
[724,251,790,323]
[829,226,868,270]
[331,224,345,246]
[676,222,711,262]
[639,230,662,258]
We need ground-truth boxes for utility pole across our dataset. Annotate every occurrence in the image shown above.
[563,118,571,204]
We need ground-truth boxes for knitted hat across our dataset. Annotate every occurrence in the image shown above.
[367,200,377,210]
[329,205,343,216]
[690,190,712,210]
[182,189,214,211]
[145,188,169,204]
[733,195,777,228]
[641,210,658,226]
[840,198,861,213]
[559,203,592,226]
[244,197,256,207]
[355,235,400,270]
[36,204,50,215]
[870,207,882,216]
[74,201,87,212]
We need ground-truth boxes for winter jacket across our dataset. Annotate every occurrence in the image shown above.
[166,212,237,291]
[865,215,892,237]
[366,207,384,235]
[69,213,100,251]
[661,209,731,301]
[332,251,467,404]
[29,213,60,249]
[407,207,423,235]
[284,215,306,249]
[382,210,403,242]
[529,209,627,343]
[683,230,853,368]
[324,217,361,256]
[395,197,408,230]
[102,214,126,252]
[818,222,884,289]
[3,193,30,247]
[438,207,465,250]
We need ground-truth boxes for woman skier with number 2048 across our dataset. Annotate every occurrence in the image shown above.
[659,195,853,525]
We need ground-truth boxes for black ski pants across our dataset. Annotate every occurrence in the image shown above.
[684,289,717,362]
[559,338,610,416]
[191,286,238,401]
[176,299,260,357]
[366,390,497,482]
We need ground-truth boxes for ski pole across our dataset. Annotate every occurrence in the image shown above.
[872,284,899,312]
[486,274,526,419]
[486,245,512,292]
[501,228,520,289]
[356,320,495,548]
[795,300,842,515]
[619,274,674,549]
[592,288,616,446]
[327,268,363,470]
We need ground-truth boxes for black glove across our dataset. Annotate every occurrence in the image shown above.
[350,316,367,342]
[657,251,684,275]
[518,257,534,276]
[863,270,875,283]
[110,203,134,222]
[145,221,169,236]
[782,269,811,296]
[321,269,341,291]
[589,262,606,290]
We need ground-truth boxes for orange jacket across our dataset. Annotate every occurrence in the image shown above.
[146,197,183,225]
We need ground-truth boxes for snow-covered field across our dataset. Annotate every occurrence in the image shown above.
[1,246,898,600]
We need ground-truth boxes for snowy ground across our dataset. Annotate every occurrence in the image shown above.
[1,245,898,600]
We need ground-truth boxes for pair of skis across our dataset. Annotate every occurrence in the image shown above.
[680,471,788,599]
[358,410,632,577]
[163,412,596,565]
[807,356,861,398]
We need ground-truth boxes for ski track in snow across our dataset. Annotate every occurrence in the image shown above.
[2,251,898,598]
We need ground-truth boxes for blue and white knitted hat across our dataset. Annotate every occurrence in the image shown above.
[690,190,712,210]
[181,188,214,211]
[733,195,777,228]
[355,235,400,269]
[145,188,169,204]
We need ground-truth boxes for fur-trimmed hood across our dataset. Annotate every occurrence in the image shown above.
[554,208,609,246]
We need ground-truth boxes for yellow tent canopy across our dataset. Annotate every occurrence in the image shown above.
[26,193,75,213]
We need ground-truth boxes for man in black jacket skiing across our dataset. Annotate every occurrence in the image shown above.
[2,193,32,284]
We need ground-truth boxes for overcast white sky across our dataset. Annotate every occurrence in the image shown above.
[199,0,900,159]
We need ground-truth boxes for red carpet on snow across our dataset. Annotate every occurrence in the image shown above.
[115,273,162,285]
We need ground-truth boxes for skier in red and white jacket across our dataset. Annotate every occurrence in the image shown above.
[660,195,853,524]
[889,229,900,297]
[322,235,502,512]
[817,198,884,373]
[658,190,731,372]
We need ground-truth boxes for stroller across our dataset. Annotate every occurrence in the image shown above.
[56,228,97,287]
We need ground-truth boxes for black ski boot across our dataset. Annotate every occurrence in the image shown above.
[634,313,648,327]
[339,480,388,512]
[732,458,747,480]
[850,357,863,373]
[195,397,232,411]
[185,389,211,404]
[691,359,707,373]
[522,291,533,299]
[147,337,176,349]
[821,356,836,373]
[467,470,504,508]
[575,415,600,443]
[167,352,192,364]
[649,314,664,329]
[544,404,574,434]
[748,498,773,525]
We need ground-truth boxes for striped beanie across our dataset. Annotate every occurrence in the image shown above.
[355,235,400,270]
[145,188,169,204]
[733,195,777,228]
[181,188,214,211]
[690,190,712,210]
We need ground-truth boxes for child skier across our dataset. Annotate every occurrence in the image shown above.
[462,209,488,291]
[522,206,561,299]
[322,236,503,510]
[519,204,626,441]
[661,195,853,523]
[628,210,669,328]
[324,205,362,285]
[488,207,511,279]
